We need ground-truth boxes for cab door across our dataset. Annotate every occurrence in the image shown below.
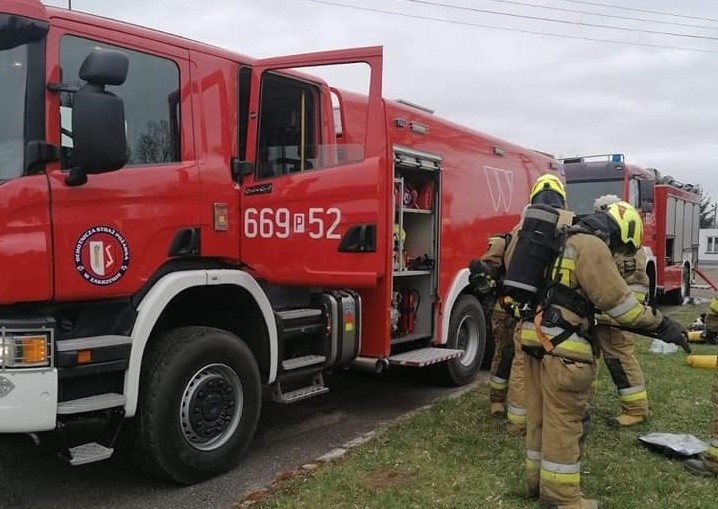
[45,26,200,302]
[239,47,388,288]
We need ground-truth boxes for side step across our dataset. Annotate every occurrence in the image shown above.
[388,347,463,367]
[272,373,329,404]
[67,442,114,466]
[282,354,326,371]
[57,393,126,415]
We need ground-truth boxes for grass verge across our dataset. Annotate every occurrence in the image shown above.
[246,304,718,509]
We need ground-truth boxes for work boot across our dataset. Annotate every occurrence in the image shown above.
[540,498,600,509]
[490,402,505,418]
[606,413,645,428]
[684,458,718,477]
[525,480,539,499]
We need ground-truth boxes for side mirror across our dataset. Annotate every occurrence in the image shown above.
[66,49,129,186]
[638,179,655,213]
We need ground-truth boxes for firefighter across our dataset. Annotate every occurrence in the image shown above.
[591,194,651,427]
[471,233,517,418]
[469,173,568,428]
[684,294,718,477]
[504,173,572,434]
[501,200,689,508]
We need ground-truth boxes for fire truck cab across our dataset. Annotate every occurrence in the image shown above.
[0,0,560,483]
[562,153,700,305]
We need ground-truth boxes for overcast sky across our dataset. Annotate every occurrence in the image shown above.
[42,0,718,200]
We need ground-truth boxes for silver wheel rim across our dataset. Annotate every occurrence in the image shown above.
[456,315,480,367]
[179,363,243,452]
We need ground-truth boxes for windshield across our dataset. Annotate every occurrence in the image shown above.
[0,43,28,180]
[566,179,623,216]
[0,13,48,181]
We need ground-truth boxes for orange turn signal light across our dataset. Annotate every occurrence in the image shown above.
[77,350,92,364]
[21,336,48,364]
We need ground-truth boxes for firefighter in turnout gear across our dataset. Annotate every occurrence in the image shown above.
[507,173,570,433]
[591,195,651,427]
[500,200,690,508]
[472,233,517,418]
[469,173,567,428]
[684,294,718,477]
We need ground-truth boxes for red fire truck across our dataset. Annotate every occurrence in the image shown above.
[562,154,701,305]
[0,0,561,483]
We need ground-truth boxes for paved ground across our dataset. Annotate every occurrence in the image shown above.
[2,266,715,509]
[0,366,485,509]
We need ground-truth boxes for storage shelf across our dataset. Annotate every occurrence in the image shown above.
[393,270,431,277]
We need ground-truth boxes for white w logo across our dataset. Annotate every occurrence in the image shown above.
[483,166,514,213]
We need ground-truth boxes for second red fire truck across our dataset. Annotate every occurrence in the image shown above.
[0,0,561,483]
[562,153,701,305]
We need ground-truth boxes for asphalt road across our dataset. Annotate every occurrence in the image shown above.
[2,266,715,509]
[0,365,485,509]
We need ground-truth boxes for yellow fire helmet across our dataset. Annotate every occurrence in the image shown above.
[605,200,644,252]
[393,223,406,242]
[529,173,566,206]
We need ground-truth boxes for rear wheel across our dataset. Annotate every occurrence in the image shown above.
[646,263,657,307]
[439,294,486,386]
[666,264,690,305]
[132,326,261,484]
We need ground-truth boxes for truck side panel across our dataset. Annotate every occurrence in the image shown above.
[382,102,555,342]
[189,49,242,261]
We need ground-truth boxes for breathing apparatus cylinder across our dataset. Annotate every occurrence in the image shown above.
[500,204,565,310]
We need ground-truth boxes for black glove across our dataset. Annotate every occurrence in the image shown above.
[655,316,691,353]
[468,260,494,294]
[703,330,718,345]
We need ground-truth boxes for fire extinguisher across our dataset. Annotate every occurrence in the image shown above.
[417,182,434,210]
[398,288,420,335]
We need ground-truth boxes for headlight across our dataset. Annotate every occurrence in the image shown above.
[0,331,51,368]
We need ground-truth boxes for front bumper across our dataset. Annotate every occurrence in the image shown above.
[0,368,57,432]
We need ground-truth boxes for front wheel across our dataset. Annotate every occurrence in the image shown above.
[132,326,262,484]
[438,294,487,386]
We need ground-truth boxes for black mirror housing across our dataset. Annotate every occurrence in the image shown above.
[65,49,130,185]
[638,178,655,213]
[71,85,128,174]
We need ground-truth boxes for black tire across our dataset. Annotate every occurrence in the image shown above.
[646,264,657,308]
[665,264,690,305]
[439,294,487,386]
[132,326,261,484]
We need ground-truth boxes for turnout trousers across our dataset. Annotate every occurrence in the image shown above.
[506,324,526,430]
[594,324,648,417]
[525,353,596,507]
[489,309,517,407]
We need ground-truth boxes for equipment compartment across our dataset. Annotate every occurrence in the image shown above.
[391,146,441,346]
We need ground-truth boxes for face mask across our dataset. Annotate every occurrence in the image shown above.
[531,190,565,209]
[577,213,612,244]
[579,213,636,255]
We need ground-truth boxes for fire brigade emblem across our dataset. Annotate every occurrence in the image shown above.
[74,226,130,285]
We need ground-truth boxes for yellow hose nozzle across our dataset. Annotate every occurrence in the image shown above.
[685,355,718,369]
[688,330,704,342]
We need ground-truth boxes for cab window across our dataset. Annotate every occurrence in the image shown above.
[59,35,181,169]
[256,74,318,179]
[628,178,640,208]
